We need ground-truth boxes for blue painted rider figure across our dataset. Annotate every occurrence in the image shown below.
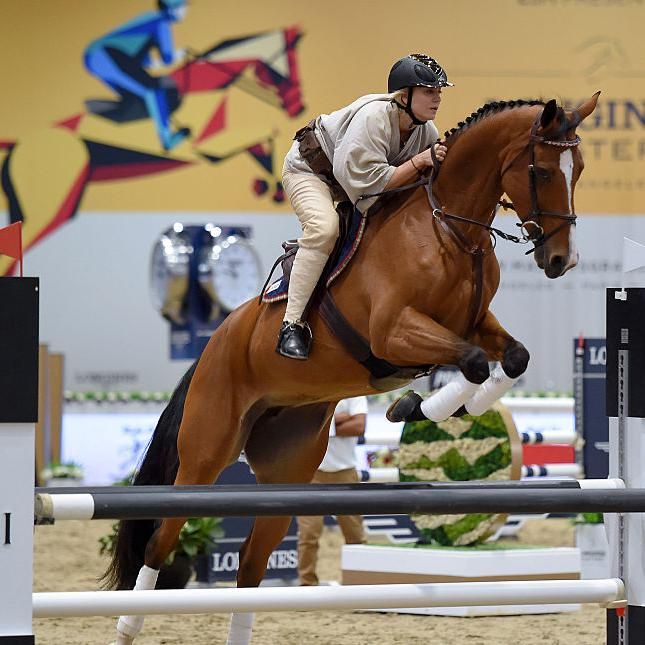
[84,0,189,152]
[277,54,452,360]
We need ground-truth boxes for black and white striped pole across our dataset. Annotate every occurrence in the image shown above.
[0,277,39,644]
[606,247,645,645]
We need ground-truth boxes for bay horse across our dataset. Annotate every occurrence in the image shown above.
[0,26,303,276]
[105,93,599,644]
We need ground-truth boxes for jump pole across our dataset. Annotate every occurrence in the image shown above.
[32,579,624,618]
[34,482,645,521]
[0,277,39,644]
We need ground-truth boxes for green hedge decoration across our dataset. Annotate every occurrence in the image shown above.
[399,405,520,547]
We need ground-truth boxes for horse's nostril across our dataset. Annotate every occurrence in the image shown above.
[549,255,566,273]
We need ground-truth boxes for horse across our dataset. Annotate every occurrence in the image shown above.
[0,26,304,276]
[104,93,599,645]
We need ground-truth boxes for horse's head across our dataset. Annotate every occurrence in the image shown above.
[500,93,600,279]
[171,26,305,117]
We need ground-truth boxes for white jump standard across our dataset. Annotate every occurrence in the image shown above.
[0,278,39,644]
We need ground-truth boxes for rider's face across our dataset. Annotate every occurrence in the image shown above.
[410,87,442,121]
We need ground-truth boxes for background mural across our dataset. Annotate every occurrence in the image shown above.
[0,0,643,390]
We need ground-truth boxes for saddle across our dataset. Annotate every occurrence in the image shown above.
[261,200,360,305]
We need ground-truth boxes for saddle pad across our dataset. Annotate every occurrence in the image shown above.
[262,210,367,304]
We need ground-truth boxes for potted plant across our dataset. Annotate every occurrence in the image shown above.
[40,461,84,487]
[99,516,224,589]
[574,512,610,579]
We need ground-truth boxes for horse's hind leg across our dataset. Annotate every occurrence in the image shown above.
[225,403,333,645]
[114,387,246,644]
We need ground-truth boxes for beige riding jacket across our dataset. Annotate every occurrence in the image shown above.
[283,93,440,212]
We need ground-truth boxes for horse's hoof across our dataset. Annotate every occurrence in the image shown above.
[386,391,425,422]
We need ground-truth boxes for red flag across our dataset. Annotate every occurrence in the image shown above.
[0,222,23,276]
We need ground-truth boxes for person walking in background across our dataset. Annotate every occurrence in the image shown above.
[297,396,368,586]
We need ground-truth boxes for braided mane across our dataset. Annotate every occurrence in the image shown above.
[443,99,545,145]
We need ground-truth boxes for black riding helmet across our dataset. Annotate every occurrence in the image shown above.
[388,53,453,125]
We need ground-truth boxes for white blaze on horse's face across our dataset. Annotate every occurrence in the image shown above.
[559,149,579,272]
[560,149,574,212]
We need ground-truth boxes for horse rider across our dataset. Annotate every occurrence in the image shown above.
[83,0,190,152]
[277,53,451,360]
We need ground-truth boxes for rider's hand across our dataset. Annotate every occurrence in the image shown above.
[413,143,447,170]
[433,143,447,162]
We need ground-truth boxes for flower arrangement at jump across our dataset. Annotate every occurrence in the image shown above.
[398,403,521,546]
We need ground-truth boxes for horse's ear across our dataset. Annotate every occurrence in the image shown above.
[540,99,558,129]
[576,91,601,121]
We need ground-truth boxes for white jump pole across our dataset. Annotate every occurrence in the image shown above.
[33,579,625,618]
[0,277,39,644]
[363,429,577,448]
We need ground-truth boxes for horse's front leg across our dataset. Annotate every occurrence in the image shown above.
[462,309,530,416]
[370,306,491,422]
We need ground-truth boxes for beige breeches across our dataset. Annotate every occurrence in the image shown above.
[282,171,340,322]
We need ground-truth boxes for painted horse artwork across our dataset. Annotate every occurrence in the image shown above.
[105,93,600,644]
[0,26,304,277]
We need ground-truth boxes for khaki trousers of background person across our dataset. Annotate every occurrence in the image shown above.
[296,468,366,586]
[282,170,340,322]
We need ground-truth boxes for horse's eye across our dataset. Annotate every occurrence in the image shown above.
[533,166,551,181]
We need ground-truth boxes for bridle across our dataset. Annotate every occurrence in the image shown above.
[505,110,582,253]
[425,108,582,256]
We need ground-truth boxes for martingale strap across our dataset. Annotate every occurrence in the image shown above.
[318,292,434,383]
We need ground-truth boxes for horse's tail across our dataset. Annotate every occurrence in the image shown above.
[101,361,197,590]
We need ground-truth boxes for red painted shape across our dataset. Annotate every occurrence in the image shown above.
[523,444,575,464]
[90,159,189,181]
[248,143,267,157]
[171,59,248,94]
[194,97,227,144]
[616,607,626,617]
[56,114,84,131]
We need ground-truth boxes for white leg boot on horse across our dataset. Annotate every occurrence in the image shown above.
[226,611,255,645]
[386,342,491,423]
[112,565,159,644]
[464,363,519,416]
[387,372,480,423]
